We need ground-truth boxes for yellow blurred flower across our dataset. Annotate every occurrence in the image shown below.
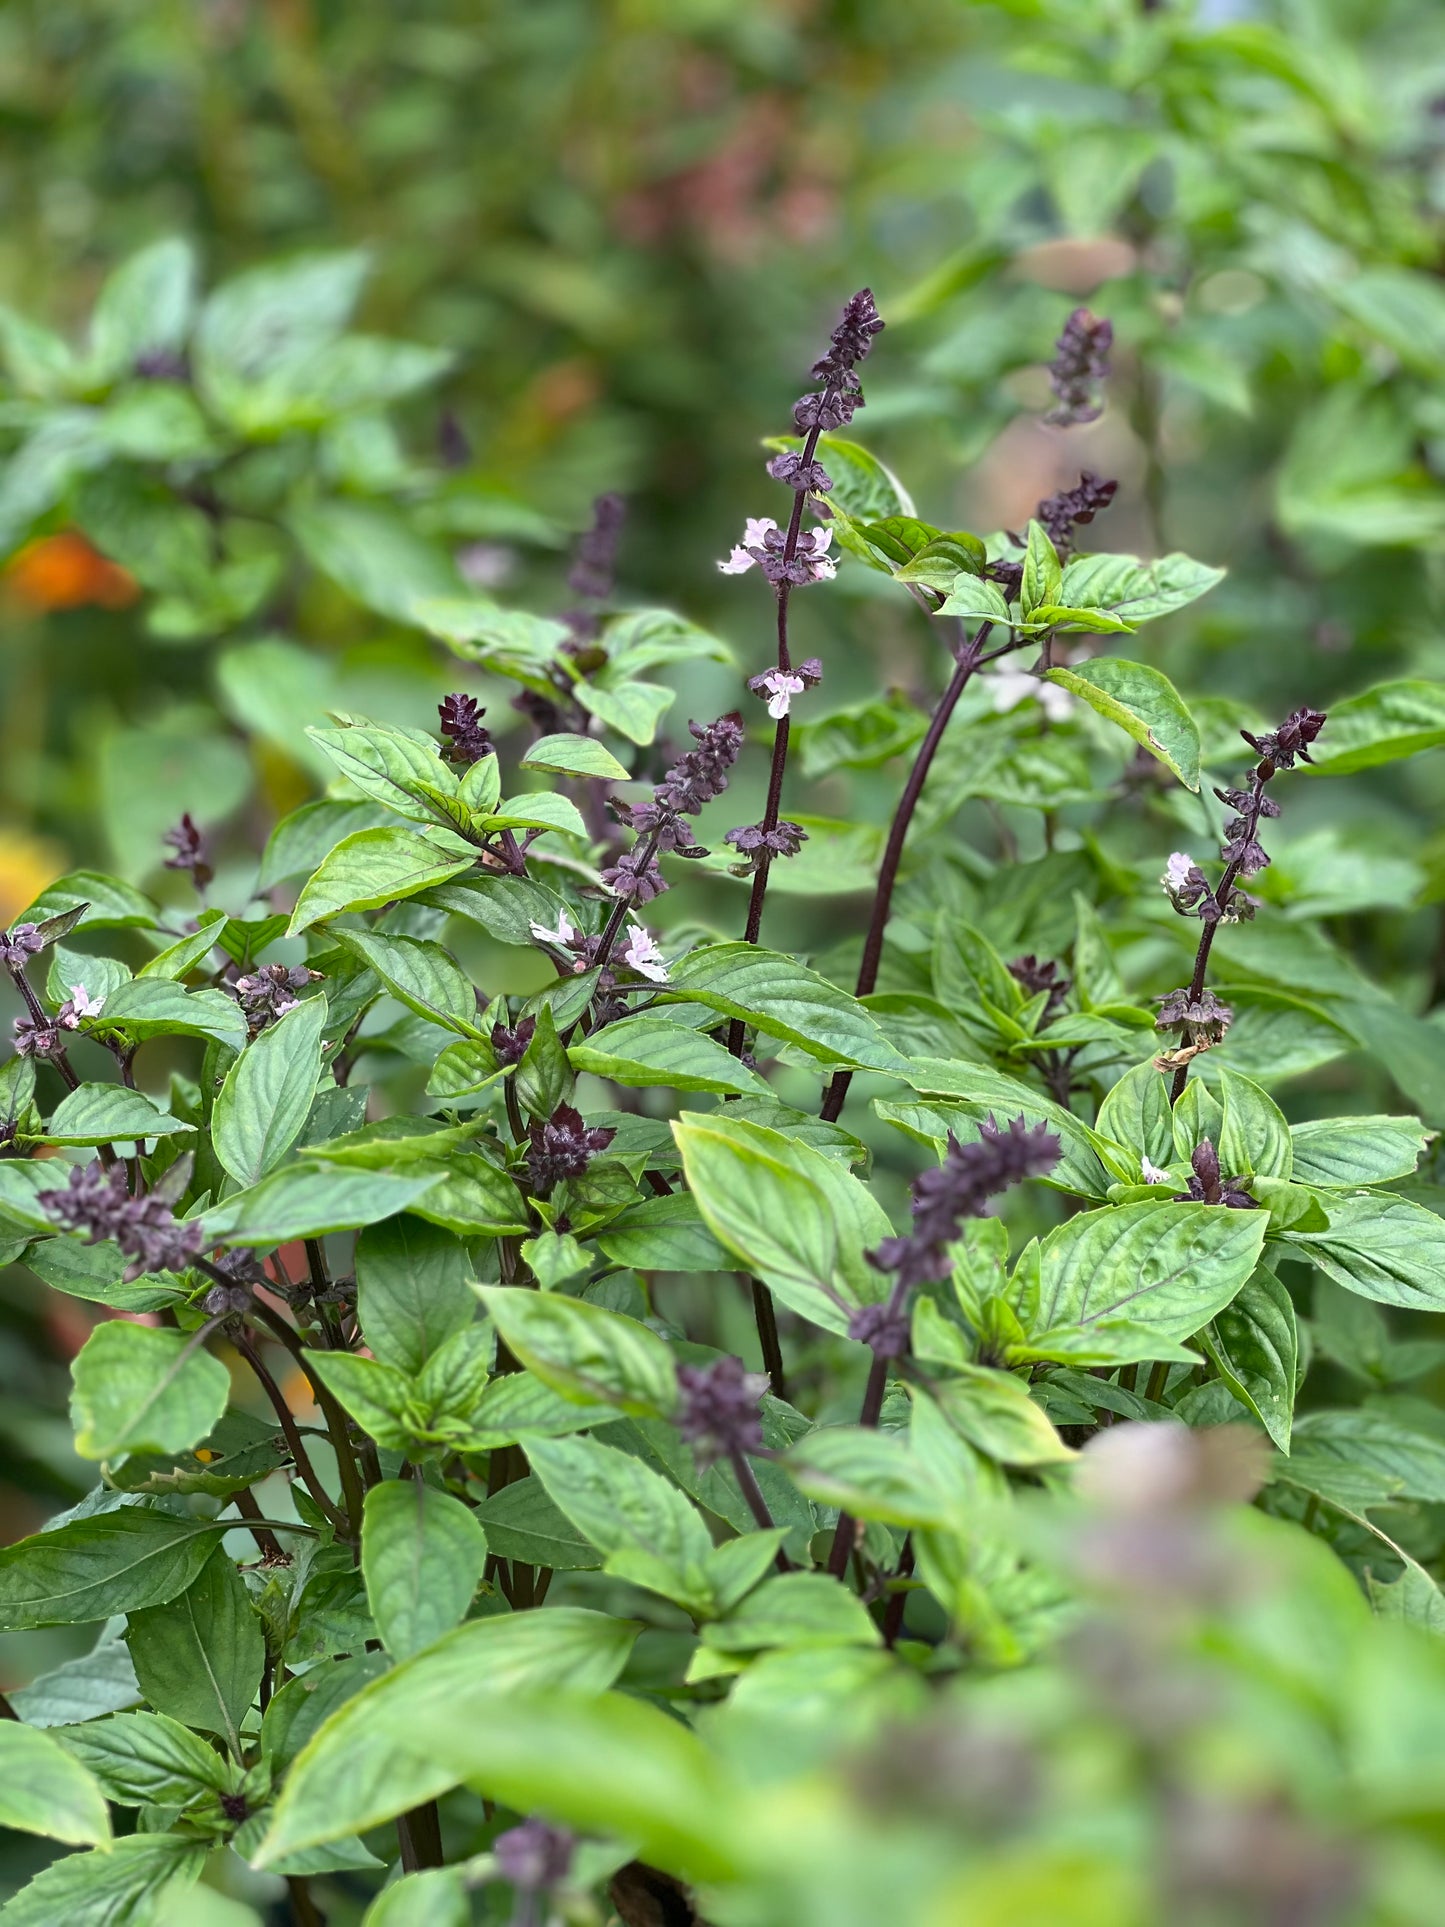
[0,829,64,927]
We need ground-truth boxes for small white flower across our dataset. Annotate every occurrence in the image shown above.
[70,984,104,1019]
[717,517,780,574]
[273,997,299,1018]
[1141,1156,1172,1185]
[990,669,1074,722]
[621,924,669,983]
[760,670,806,720]
[1162,852,1196,895]
[529,912,577,949]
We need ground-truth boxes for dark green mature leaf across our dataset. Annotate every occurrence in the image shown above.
[1200,1266,1299,1451]
[477,1285,678,1417]
[595,1192,730,1274]
[70,1321,230,1461]
[333,926,482,1035]
[288,826,475,934]
[59,1708,236,1807]
[0,1508,226,1629]
[43,1083,188,1147]
[0,1833,206,1927]
[9,1634,142,1726]
[0,1723,112,1848]
[105,1409,286,1499]
[526,1434,716,1612]
[1288,1115,1428,1187]
[125,1548,264,1752]
[255,1608,637,1864]
[702,1572,880,1653]
[94,979,247,1049]
[474,1475,603,1568]
[361,1480,488,1661]
[661,944,908,1073]
[205,1164,437,1244]
[21,870,158,931]
[1045,658,1200,790]
[570,1015,772,1096]
[213,995,326,1186]
[1282,1193,1445,1311]
[1023,1201,1268,1363]
[1277,1410,1445,1509]
[355,1214,477,1374]
[1305,680,1445,775]
[408,1155,530,1236]
[674,1113,890,1334]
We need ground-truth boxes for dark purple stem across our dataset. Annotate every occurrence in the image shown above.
[820,623,990,1123]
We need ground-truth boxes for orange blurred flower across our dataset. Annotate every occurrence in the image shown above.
[4,531,138,612]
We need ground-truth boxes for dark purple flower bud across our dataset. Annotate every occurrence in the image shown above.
[491,1016,536,1067]
[0,925,45,969]
[848,1298,912,1360]
[13,1015,65,1059]
[162,814,213,891]
[868,1115,1062,1292]
[676,1355,769,1467]
[1046,308,1113,427]
[653,714,745,815]
[722,821,808,875]
[38,1159,204,1282]
[494,1817,575,1895]
[512,687,566,736]
[811,288,885,384]
[566,493,627,602]
[230,964,322,1037]
[767,451,833,493]
[1240,707,1327,775]
[1036,471,1119,559]
[437,409,471,470]
[437,692,493,768]
[526,1102,616,1195]
[1173,1138,1258,1210]
[134,348,190,381]
[599,847,667,904]
[1154,987,1233,1047]
[1008,954,1070,1019]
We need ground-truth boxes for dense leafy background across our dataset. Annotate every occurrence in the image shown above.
[4,0,1445,1921]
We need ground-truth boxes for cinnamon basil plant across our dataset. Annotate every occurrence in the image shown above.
[4,288,1445,1927]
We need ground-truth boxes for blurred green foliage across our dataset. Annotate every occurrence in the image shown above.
[4,0,1445,1920]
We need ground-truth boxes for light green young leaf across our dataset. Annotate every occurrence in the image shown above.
[361,1480,488,1661]
[937,574,1013,625]
[303,1351,414,1452]
[1304,680,1445,775]
[288,826,475,935]
[1020,519,1063,618]
[925,1363,1076,1468]
[255,1608,637,1864]
[363,1869,470,1927]
[1215,1067,1293,1180]
[0,1723,112,1849]
[87,238,196,384]
[213,996,327,1186]
[701,1572,879,1653]
[570,1016,772,1096]
[1056,551,1226,624]
[594,1192,729,1274]
[125,1549,264,1754]
[1045,658,1200,790]
[575,678,674,745]
[70,1322,230,1462]
[520,732,631,782]
[476,1285,678,1417]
